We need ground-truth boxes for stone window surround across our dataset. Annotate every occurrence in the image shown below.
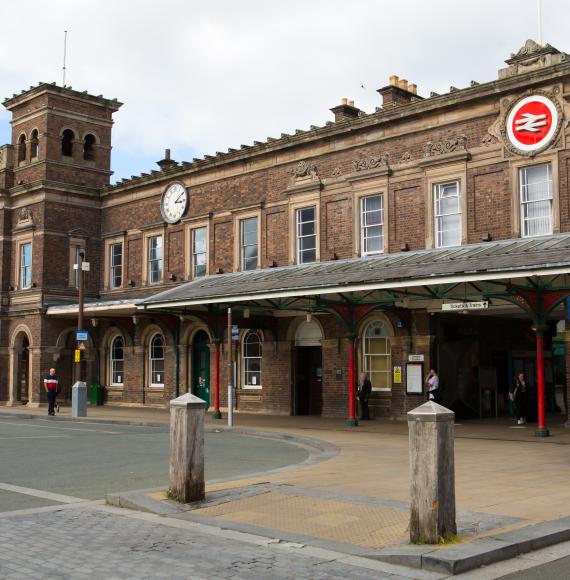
[109,332,125,387]
[239,329,264,391]
[509,153,559,239]
[356,312,395,393]
[184,220,210,281]
[103,235,125,291]
[142,228,165,286]
[13,233,33,291]
[232,208,261,272]
[67,236,86,289]
[351,176,389,257]
[148,331,166,388]
[289,193,320,265]
[424,162,468,249]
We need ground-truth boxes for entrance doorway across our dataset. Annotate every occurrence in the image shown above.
[14,333,30,403]
[293,320,323,415]
[192,331,210,408]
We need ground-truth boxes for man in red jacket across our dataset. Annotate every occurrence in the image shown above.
[43,368,59,416]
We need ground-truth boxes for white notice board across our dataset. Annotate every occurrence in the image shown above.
[406,363,423,395]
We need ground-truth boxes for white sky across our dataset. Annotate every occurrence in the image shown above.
[0,0,567,183]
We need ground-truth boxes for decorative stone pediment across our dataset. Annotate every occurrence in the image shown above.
[352,153,389,173]
[499,40,567,79]
[347,153,391,182]
[418,135,470,167]
[287,160,322,194]
[17,207,33,225]
[292,160,318,180]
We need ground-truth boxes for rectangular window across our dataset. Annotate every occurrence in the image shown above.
[296,207,316,264]
[19,243,32,289]
[520,164,552,237]
[240,217,258,271]
[191,227,207,278]
[109,242,122,289]
[148,235,163,284]
[434,181,461,248]
[360,195,384,255]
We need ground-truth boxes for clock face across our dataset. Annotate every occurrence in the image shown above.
[161,182,188,224]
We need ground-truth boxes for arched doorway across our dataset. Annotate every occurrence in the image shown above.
[293,320,323,415]
[192,331,210,408]
[11,332,31,404]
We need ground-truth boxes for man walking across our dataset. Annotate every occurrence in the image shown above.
[44,368,59,416]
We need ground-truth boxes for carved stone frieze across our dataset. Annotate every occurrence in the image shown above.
[331,167,343,178]
[292,160,318,180]
[17,207,33,225]
[423,135,467,157]
[400,151,412,162]
[481,133,498,147]
[351,153,389,172]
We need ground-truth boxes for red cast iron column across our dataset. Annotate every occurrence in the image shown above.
[533,325,549,437]
[212,340,221,419]
[346,336,358,426]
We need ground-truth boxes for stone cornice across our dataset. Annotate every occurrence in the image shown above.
[100,61,570,198]
[3,82,122,111]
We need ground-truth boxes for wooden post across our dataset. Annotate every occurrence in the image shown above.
[408,401,456,544]
[169,393,206,503]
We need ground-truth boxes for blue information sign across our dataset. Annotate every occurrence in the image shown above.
[76,330,89,342]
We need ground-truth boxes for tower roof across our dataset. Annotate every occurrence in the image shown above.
[2,82,122,111]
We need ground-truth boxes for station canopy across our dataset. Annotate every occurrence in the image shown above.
[140,234,570,319]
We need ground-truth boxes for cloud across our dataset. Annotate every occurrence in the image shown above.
[0,0,567,182]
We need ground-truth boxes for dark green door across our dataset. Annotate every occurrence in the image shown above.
[193,331,210,407]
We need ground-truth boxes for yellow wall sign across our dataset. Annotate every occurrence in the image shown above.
[74,349,81,362]
[393,366,402,384]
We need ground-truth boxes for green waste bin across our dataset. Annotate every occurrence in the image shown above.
[89,384,104,406]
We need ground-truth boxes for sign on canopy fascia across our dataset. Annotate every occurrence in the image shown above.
[442,301,488,311]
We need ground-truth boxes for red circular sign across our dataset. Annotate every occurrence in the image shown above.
[506,95,559,153]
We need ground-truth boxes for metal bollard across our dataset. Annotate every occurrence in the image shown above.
[71,381,87,417]
[408,401,457,544]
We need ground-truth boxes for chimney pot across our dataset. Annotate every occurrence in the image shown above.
[398,79,408,91]
[389,75,399,86]
[165,148,171,160]
[341,97,348,105]
[348,99,354,107]
[409,83,417,94]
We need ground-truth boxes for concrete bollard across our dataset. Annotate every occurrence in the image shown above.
[169,393,206,503]
[408,401,457,544]
[71,381,87,417]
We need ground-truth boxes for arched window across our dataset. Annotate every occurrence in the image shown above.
[362,320,391,390]
[83,134,96,161]
[149,333,165,386]
[110,335,124,386]
[30,130,39,159]
[17,134,26,164]
[242,330,262,389]
[61,129,74,157]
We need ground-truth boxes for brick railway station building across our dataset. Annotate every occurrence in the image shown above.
[2,39,570,434]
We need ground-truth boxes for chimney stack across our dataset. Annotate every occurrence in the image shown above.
[156,148,178,171]
[330,98,361,122]
[377,75,422,108]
